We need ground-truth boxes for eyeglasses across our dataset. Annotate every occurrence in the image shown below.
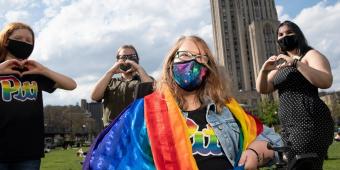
[117,54,138,61]
[174,51,208,63]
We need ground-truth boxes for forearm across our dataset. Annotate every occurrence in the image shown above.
[42,68,76,90]
[296,61,332,88]
[91,71,113,101]
[136,67,153,83]
[247,141,275,166]
[256,69,271,94]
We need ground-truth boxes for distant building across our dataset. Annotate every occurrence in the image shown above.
[210,0,279,107]
[80,99,103,129]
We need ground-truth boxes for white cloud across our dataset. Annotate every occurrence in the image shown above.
[24,0,211,105]
[43,74,99,105]
[276,5,291,22]
[4,10,30,22]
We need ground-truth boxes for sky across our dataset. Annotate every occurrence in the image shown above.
[0,0,339,106]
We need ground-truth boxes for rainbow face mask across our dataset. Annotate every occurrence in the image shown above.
[172,59,208,91]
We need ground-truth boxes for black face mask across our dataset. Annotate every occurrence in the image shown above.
[278,34,298,52]
[6,39,34,59]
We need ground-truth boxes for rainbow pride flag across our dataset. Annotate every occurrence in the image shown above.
[83,89,263,170]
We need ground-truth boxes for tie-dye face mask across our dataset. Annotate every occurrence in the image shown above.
[172,59,208,91]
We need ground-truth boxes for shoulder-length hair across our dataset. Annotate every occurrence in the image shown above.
[157,35,232,113]
[0,22,35,63]
[277,20,312,56]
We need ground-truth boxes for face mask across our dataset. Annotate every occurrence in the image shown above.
[5,39,34,59]
[277,34,298,52]
[172,59,208,92]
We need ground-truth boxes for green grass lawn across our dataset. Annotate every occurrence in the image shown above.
[41,142,340,170]
[41,147,85,170]
[323,141,340,170]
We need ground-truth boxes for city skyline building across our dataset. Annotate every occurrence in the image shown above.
[210,0,279,107]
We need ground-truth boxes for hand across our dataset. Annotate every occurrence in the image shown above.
[261,55,278,72]
[276,54,295,68]
[125,59,141,73]
[238,149,259,170]
[21,59,47,76]
[0,59,23,75]
[108,60,126,75]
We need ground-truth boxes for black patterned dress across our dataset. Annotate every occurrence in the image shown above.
[273,65,334,169]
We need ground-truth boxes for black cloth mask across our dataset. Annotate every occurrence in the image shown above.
[6,39,34,59]
[278,34,298,52]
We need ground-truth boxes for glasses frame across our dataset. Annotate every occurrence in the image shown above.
[174,51,208,63]
[117,54,138,61]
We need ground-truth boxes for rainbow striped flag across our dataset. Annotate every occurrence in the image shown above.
[83,89,263,170]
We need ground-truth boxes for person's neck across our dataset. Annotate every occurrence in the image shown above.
[122,72,134,80]
[5,54,16,61]
[183,91,201,111]
[287,49,299,57]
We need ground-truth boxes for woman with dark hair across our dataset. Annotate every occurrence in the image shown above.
[256,20,334,169]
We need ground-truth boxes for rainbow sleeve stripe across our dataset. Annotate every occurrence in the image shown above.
[225,98,263,150]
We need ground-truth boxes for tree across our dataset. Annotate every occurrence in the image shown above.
[257,99,280,127]
[327,101,340,126]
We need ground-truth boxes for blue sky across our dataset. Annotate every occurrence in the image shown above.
[0,0,339,105]
[275,0,338,18]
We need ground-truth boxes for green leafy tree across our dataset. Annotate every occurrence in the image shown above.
[257,99,280,127]
[327,102,340,127]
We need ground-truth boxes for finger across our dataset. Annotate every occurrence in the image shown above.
[23,59,37,66]
[21,70,35,76]
[114,61,124,68]
[277,54,289,60]
[125,59,136,64]
[269,55,277,60]
[116,69,125,74]
[125,68,135,73]
[9,59,21,65]
[238,152,247,166]
[22,60,31,67]
[9,70,22,76]
[5,60,21,68]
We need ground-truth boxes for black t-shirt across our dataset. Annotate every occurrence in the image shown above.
[0,74,56,161]
[185,106,233,170]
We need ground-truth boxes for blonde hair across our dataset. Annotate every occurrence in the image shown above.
[157,35,232,113]
[0,22,35,63]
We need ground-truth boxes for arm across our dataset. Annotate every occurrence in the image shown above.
[256,56,278,94]
[296,50,332,88]
[22,60,76,90]
[91,61,124,101]
[238,126,283,169]
[277,50,332,89]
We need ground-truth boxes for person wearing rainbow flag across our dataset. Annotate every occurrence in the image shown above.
[83,35,282,170]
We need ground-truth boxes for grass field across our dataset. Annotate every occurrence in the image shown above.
[41,142,340,170]
[41,147,85,170]
[323,141,340,170]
